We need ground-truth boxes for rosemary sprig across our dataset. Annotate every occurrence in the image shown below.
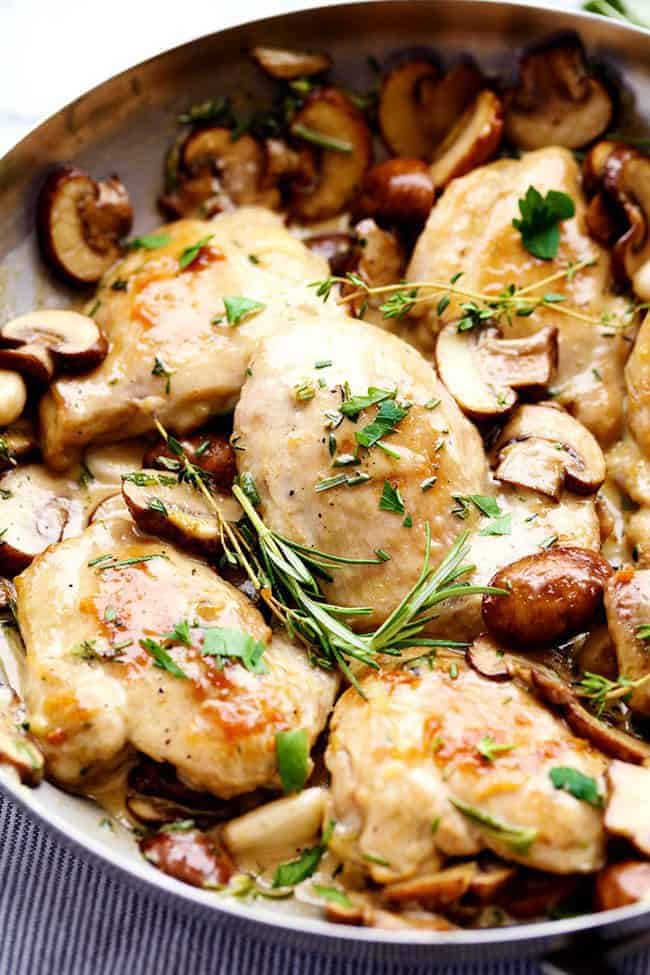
[309,260,637,332]
[574,670,650,716]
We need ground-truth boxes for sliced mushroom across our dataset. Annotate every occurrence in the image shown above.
[492,403,606,496]
[378,60,441,158]
[504,37,614,150]
[0,465,83,575]
[467,634,511,680]
[382,863,476,909]
[0,310,108,383]
[595,861,650,911]
[482,547,611,649]
[605,761,650,855]
[468,861,516,903]
[354,159,435,226]
[264,137,316,189]
[142,431,236,491]
[494,438,568,501]
[121,469,239,555]
[604,568,650,716]
[160,127,280,219]
[140,826,233,889]
[529,666,650,765]
[606,152,650,300]
[0,419,39,473]
[378,60,484,159]
[250,45,331,79]
[223,787,326,856]
[0,686,44,787]
[38,165,132,286]
[435,324,557,421]
[503,872,579,920]
[290,89,373,221]
[88,492,131,524]
[0,371,26,428]
[429,90,504,189]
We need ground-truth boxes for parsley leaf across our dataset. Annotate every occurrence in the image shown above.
[311,884,353,907]
[355,400,408,449]
[272,845,323,887]
[223,296,266,326]
[140,637,187,679]
[477,736,515,762]
[128,233,171,251]
[201,626,268,674]
[479,513,512,536]
[549,766,603,807]
[151,356,173,393]
[340,386,396,418]
[162,619,192,647]
[275,728,309,794]
[178,234,214,270]
[379,481,405,515]
[450,797,538,854]
[512,186,575,260]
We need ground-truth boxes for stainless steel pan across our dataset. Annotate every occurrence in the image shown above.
[1,2,650,967]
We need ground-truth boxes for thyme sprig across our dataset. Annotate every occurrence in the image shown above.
[310,260,637,332]
[574,670,650,716]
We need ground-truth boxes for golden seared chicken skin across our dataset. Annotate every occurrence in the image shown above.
[407,147,633,446]
[16,518,337,797]
[39,208,329,470]
[326,662,607,882]
[234,316,488,630]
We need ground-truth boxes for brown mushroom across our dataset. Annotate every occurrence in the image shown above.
[503,872,579,920]
[290,89,373,221]
[429,90,504,189]
[250,45,330,79]
[0,686,44,787]
[160,127,280,219]
[304,233,357,276]
[468,861,516,903]
[0,419,39,473]
[435,324,558,421]
[382,863,476,909]
[605,760,650,856]
[529,665,650,765]
[87,492,131,524]
[482,547,612,649]
[504,36,614,150]
[0,310,108,384]
[0,371,26,428]
[595,861,650,911]
[605,152,650,300]
[604,568,650,715]
[354,158,435,226]
[467,634,511,681]
[140,826,233,889]
[0,465,83,575]
[378,60,484,159]
[491,402,606,496]
[142,431,236,491]
[38,165,132,286]
[121,469,239,555]
[339,219,406,319]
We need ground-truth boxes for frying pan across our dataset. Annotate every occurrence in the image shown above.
[1,2,650,969]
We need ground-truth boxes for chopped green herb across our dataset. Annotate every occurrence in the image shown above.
[275,728,309,794]
[272,845,323,887]
[223,295,266,325]
[202,625,268,673]
[291,123,353,153]
[177,97,232,125]
[379,481,405,515]
[375,548,390,562]
[636,623,650,642]
[294,379,316,402]
[477,736,515,762]
[248,253,260,265]
[450,797,538,854]
[94,554,168,572]
[355,399,408,450]
[236,472,261,507]
[479,513,512,536]
[147,497,168,516]
[424,398,441,410]
[311,884,353,907]
[128,233,171,251]
[151,356,174,394]
[140,637,187,679]
[403,514,413,528]
[78,461,95,489]
[340,386,395,418]
[421,476,438,492]
[104,606,118,623]
[162,619,192,647]
[111,278,128,291]
[539,534,558,550]
[363,852,390,867]
[549,766,603,807]
[512,186,575,260]
[315,360,333,369]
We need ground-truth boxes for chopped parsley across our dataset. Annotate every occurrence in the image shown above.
[379,481,405,515]
[272,845,323,888]
[311,885,353,907]
[479,513,512,536]
[201,626,268,673]
[128,232,171,251]
[140,637,187,679]
[421,476,437,492]
[178,234,214,269]
[549,767,603,807]
[293,379,316,402]
[512,186,575,260]
[147,497,168,516]
[450,796,538,854]
[151,356,174,394]
[355,399,408,450]
[275,728,309,795]
[340,386,395,419]
[477,736,515,762]
[223,295,266,326]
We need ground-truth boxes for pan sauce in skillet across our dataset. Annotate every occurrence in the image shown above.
[3,31,650,930]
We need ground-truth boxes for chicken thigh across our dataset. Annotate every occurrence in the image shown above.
[39,207,328,470]
[233,316,488,629]
[407,147,632,446]
[16,518,337,796]
[326,662,607,881]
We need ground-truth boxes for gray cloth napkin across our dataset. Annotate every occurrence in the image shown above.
[2,794,650,975]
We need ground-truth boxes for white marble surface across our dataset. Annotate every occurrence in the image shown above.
[0,0,584,156]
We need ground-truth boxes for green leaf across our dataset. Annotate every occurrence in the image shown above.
[272,845,322,887]
[140,638,187,679]
[379,481,405,515]
[236,472,261,507]
[636,623,650,641]
[178,234,214,270]
[479,513,512,536]
[311,884,353,907]
[275,728,309,794]
[340,386,395,418]
[355,400,408,449]
[469,495,501,518]
[223,296,266,326]
[162,619,192,647]
[201,626,268,673]
[128,233,171,251]
[549,766,603,807]
[477,735,515,762]
[512,186,575,260]
[147,497,168,516]
[291,123,353,153]
[450,796,538,854]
